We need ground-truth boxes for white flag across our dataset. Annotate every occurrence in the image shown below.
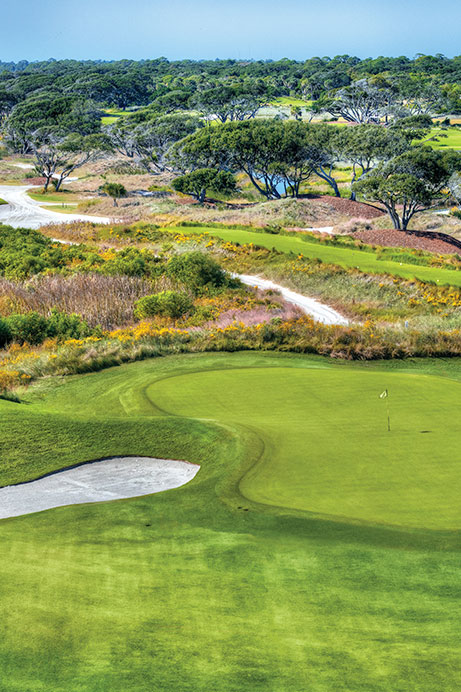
[379,390,388,399]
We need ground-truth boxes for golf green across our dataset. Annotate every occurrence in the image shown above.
[0,353,460,691]
[148,366,461,529]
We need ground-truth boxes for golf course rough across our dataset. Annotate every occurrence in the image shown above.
[0,352,460,691]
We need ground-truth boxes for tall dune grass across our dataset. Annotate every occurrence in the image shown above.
[0,274,155,330]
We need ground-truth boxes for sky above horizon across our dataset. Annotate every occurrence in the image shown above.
[1,0,460,62]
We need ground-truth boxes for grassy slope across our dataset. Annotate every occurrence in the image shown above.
[101,115,121,125]
[0,352,460,691]
[101,108,129,126]
[168,226,461,286]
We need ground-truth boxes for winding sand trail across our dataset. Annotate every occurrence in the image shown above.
[0,457,199,519]
[0,184,111,229]
[304,225,335,234]
[235,273,349,325]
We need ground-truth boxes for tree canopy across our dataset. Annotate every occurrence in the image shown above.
[354,148,461,229]
[172,168,236,203]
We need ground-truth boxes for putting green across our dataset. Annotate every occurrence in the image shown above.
[148,367,461,529]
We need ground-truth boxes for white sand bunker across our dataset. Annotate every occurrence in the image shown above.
[0,457,200,520]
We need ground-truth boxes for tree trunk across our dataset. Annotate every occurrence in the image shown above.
[113,198,118,207]
[350,165,357,200]
[329,178,340,198]
[390,213,401,229]
[315,167,341,197]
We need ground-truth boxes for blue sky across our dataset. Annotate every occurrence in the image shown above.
[1,0,459,62]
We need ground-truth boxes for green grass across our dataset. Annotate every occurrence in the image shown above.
[1,352,461,691]
[149,365,461,529]
[41,204,79,214]
[101,115,121,125]
[101,108,130,126]
[270,96,313,108]
[167,225,461,286]
[424,127,461,150]
[103,108,128,116]
[27,190,82,204]
[0,197,7,205]
[26,189,82,213]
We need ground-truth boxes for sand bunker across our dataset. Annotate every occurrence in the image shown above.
[0,456,199,519]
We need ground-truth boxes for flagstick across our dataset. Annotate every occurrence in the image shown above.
[385,389,390,431]
[380,388,391,431]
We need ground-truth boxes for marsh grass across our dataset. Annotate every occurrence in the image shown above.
[0,274,155,329]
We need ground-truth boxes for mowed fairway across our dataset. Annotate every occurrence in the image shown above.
[0,353,460,691]
[168,226,461,287]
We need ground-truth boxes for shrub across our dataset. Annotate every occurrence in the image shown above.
[0,225,64,279]
[134,291,193,320]
[101,182,127,207]
[0,317,11,347]
[46,309,93,340]
[166,252,227,294]
[5,312,49,345]
[99,247,165,278]
[3,310,92,346]
[264,224,282,234]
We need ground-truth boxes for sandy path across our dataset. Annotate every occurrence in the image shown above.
[0,184,111,229]
[235,273,349,325]
[304,226,335,235]
[0,456,199,519]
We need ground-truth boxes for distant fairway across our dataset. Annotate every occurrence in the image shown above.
[1,353,461,691]
[149,366,461,529]
[168,226,461,287]
[425,126,461,151]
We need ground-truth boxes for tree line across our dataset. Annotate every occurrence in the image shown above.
[1,54,461,126]
[1,55,461,232]
[168,118,461,230]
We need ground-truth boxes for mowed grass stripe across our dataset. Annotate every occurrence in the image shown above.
[167,226,461,286]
